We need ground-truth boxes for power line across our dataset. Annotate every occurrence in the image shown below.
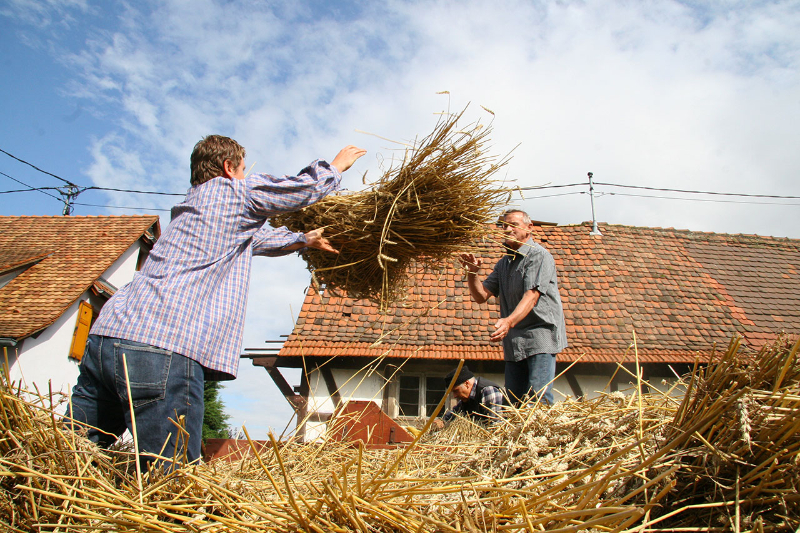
[72,201,171,212]
[5,145,799,200]
[523,191,586,200]
[0,188,61,194]
[0,148,76,186]
[4,144,799,212]
[594,181,800,200]
[0,170,63,202]
[514,182,586,191]
[1,168,173,214]
[0,147,184,196]
[601,191,800,206]
[84,186,184,196]
[514,180,800,201]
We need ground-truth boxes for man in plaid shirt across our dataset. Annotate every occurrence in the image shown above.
[439,365,506,424]
[70,135,365,469]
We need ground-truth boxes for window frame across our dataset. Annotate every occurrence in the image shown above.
[395,372,448,420]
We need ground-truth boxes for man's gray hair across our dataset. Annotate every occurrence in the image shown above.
[503,209,531,225]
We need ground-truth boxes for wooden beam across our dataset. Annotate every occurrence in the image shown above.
[307,412,332,423]
[320,366,342,408]
[381,367,394,417]
[250,356,306,410]
[566,372,584,399]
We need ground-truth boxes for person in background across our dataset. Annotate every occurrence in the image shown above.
[459,209,567,405]
[70,135,366,469]
[433,365,506,428]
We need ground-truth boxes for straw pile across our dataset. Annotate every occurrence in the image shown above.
[271,108,511,309]
[1,335,798,532]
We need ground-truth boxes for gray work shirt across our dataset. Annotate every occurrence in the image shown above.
[483,239,568,362]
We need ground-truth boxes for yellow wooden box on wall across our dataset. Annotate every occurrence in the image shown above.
[69,301,93,362]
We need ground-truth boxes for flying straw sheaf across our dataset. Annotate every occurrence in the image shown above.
[271,107,513,309]
[1,335,798,532]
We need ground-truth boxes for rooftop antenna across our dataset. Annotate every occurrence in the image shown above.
[588,172,602,236]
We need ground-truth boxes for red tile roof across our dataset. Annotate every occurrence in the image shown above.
[278,223,800,364]
[0,216,160,340]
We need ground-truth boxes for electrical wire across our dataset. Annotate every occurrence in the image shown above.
[4,144,800,212]
[0,171,63,202]
[1,168,173,213]
[1,147,184,196]
[522,191,586,200]
[72,201,172,212]
[84,186,184,196]
[514,182,586,191]
[602,191,800,206]
[594,181,800,200]
[0,188,61,194]
[0,148,76,186]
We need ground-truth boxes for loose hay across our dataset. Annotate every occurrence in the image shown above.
[1,334,798,531]
[271,108,512,309]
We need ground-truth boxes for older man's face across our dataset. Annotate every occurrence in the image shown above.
[500,211,532,251]
[453,379,473,401]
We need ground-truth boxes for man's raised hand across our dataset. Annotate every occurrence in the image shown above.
[331,145,367,173]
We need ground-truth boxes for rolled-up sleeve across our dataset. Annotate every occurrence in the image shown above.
[525,253,555,293]
[245,160,342,217]
[251,225,307,257]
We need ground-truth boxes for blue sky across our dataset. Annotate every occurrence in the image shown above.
[2,0,799,436]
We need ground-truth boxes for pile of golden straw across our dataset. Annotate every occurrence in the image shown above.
[1,335,798,532]
[271,108,511,309]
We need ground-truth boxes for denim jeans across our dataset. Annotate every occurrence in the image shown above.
[70,335,204,469]
[505,353,556,405]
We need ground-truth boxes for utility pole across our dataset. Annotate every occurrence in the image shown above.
[588,172,602,236]
[60,184,81,216]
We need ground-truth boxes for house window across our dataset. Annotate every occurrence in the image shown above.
[397,374,447,418]
[398,375,419,417]
[425,376,447,416]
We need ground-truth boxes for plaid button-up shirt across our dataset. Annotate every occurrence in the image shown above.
[91,160,341,379]
[444,378,506,422]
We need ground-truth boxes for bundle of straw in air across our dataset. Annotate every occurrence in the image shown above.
[271,107,511,309]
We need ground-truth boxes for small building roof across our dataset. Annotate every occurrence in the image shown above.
[277,222,800,364]
[0,215,160,341]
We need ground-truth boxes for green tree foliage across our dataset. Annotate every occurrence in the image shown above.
[202,381,231,441]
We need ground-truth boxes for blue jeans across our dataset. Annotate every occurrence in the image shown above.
[70,335,204,469]
[505,353,556,405]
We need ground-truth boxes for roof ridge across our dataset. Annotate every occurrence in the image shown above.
[0,215,159,220]
[569,221,800,242]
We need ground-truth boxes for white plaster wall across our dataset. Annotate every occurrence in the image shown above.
[303,421,328,442]
[306,368,385,414]
[482,373,505,386]
[571,374,687,401]
[573,375,614,399]
[304,367,385,442]
[9,241,144,405]
[10,297,83,400]
[646,377,687,399]
[548,375,573,402]
[102,241,142,289]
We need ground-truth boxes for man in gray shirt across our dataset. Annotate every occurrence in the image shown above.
[459,209,567,405]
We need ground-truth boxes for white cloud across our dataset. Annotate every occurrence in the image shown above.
[0,0,89,29]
